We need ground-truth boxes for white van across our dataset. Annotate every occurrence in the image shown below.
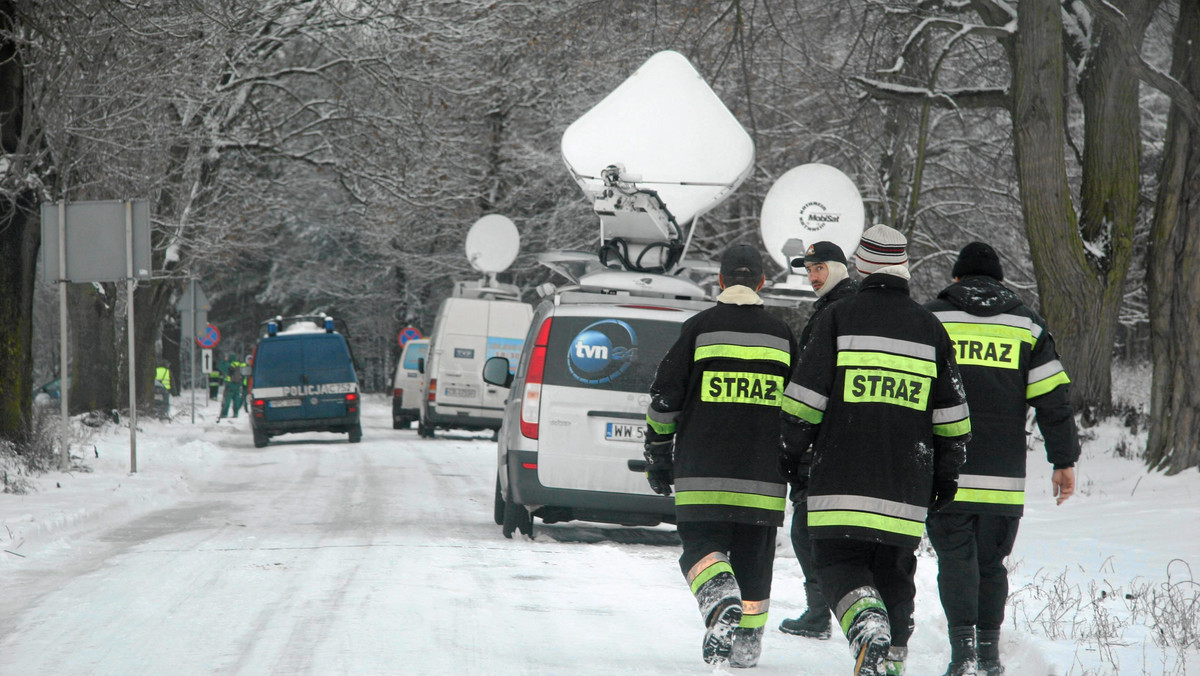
[391,338,429,429]
[483,291,712,537]
[419,296,533,437]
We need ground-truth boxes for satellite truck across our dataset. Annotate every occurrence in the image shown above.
[480,50,866,538]
[417,215,534,439]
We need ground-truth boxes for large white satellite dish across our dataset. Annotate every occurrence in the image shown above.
[561,50,754,228]
[465,214,520,274]
[759,164,866,271]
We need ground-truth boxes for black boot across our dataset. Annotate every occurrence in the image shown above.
[977,628,1004,675]
[848,608,891,676]
[942,626,977,676]
[779,581,832,639]
[729,625,763,668]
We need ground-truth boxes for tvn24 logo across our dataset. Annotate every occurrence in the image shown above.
[567,319,638,385]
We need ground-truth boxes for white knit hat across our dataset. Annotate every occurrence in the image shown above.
[855,224,908,274]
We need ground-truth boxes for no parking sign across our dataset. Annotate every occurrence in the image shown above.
[197,324,221,349]
[398,326,422,347]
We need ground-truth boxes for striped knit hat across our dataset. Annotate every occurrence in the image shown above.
[854,224,908,274]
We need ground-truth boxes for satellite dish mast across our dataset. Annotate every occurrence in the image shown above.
[461,214,521,300]
[759,163,866,303]
[560,50,754,280]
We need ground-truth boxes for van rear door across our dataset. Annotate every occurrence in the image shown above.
[535,312,692,495]
[434,304,488,414]
[299,335,357,420]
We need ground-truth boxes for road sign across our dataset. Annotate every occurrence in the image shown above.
[197,324,221,349]
[398,326,422,346]
[202,349,213,373]
[40,199,153,283]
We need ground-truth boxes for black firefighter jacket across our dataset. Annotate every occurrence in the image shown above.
[781,273,971,549]
[646,285,798,527]
[799,276,860,348]
[925,275,1080,517]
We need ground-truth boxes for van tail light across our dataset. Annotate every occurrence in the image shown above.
[393,388,402,398]
[428,378,437,402]
[520,318,553,439]
[346,392,358,414]
[252,399,265,419]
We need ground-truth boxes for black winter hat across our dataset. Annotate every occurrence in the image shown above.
[720,243,764,281]
[952,241,1004,281]
[798,240,848,267]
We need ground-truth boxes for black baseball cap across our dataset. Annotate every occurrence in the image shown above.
[797,241,847,267]
[720,244,764,280]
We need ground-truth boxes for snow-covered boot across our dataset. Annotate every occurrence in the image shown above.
[883,646,907,675]
[729,625,763,668]
[694,570,742,666]
[941,626,978,676]
[779,581,832,639]
[703,597,743,665]
[847,608,891,676]
[977,629,1004,675]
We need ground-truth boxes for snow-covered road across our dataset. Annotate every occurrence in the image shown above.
[1,397,1196,675]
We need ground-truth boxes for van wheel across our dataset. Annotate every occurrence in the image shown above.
[253,429,269,448]
[418,418,434,438]
[348,425,362,443]
[392,418,403,430]
[493,475,505,526]
[502,483,533,539]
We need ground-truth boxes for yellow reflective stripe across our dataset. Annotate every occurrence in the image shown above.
[1027,371,1070,399]
[782,398,824,424]
[955,488,1025,506]
[689,560,734,594]
[808,510,925,538]
[740,610,769,629]
[701,372,784,406]
[676,490,787,512]
[695,344,791,366]
[839,597,887,635]
[646,416,676,435]
[941,321,1035,345]
[837,351,936,378]
[933,418,972,437]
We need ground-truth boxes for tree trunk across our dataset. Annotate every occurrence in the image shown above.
[1009,0,1141,419]
[0,2,38,445]
[67,283,117,415]
[1146,0,1200,474]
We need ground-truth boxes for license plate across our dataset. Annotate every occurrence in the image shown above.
[443,387,476,398]
[271,399,301,408]
[605,422,644,442]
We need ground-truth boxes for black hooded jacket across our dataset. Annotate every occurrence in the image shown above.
[924,276,1080,516]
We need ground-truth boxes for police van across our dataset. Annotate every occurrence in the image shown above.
[419,288,532,437]
[249,315,361,447]
[392,338,429,429]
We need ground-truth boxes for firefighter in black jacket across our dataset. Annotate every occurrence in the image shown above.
[644,244,798,669]
[780,225,971,676]
[924,241,1080,676]
[780,241,859,641]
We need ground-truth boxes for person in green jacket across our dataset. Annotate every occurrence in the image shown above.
[219,354,248,419]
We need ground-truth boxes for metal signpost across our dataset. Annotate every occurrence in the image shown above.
[41,199,151,473]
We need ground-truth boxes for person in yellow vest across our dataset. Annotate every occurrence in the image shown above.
[155,361,173,419]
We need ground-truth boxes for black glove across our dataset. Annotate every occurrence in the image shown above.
[644,439,674,497]
[930,478,958,513]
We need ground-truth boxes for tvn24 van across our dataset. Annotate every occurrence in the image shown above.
[249,316,361,447]
[483,291,712,537]
[419,294,532,437]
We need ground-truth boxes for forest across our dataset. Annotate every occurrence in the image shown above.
[1,0,1198,472]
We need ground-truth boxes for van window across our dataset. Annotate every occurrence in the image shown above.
[253,340,303,387]
[304,336,355,381]
[543,317,682,392]
[403,343,428,370]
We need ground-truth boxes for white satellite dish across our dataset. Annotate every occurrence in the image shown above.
[759,164,866,271]
[465,214,520,273]
[561,50,754,228]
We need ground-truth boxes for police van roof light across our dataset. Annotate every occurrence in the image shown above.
[324,318,335,333]
[267,321,278,337]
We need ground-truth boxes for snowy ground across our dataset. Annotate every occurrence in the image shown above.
[1,392,1197,675]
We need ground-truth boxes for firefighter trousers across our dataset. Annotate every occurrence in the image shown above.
[927,512,1020,630]
[812,538,917,648]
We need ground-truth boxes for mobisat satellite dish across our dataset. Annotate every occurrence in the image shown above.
[562,50,754,233]
[759,163,866,271]
[465,214,520,273]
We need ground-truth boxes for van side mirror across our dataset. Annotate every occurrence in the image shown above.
[482,357,513,388]
[417,357,425,374]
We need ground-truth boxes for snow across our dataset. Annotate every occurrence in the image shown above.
[1,393,1198,675]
